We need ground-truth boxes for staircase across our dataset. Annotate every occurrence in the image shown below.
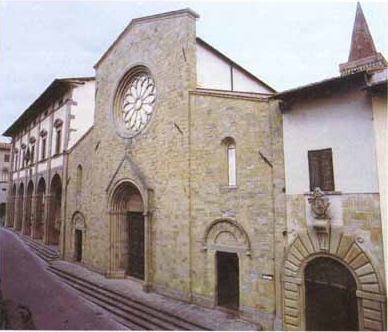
[20,235,59,263]
[47,265,209,331]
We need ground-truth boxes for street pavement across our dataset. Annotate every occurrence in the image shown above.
[0,228,126,330]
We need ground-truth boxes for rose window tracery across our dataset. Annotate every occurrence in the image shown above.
[113,67,156,138]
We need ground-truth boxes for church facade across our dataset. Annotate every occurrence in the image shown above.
[4,4,387,331]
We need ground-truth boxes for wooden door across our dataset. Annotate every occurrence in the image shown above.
[74,229,82,262]
[127,212,145,280]
[305,257,358,331]
[217,251,239,310]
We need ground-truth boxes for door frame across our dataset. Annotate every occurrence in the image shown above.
[215,251,240,312]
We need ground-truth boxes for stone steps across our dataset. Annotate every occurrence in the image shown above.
[20,235,59,263]
[47,265,209,331]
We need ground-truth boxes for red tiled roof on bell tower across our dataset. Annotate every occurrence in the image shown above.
[348,2,377,61]
[339,2,386,76]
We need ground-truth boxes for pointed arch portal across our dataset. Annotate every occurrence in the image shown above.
[108,179,150,284]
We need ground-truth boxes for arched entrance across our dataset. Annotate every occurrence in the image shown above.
[23,181,34,236]
[34,178,46,239]
[72,212,86,262]
[305,257,358,331]
[110,181,145,280]
[48,174,62,245]
[282,233,386,331]
[6,184,16,228]
[15,183,24,231]
[202,218,251,311]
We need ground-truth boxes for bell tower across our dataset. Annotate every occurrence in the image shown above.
[339,2,387,76]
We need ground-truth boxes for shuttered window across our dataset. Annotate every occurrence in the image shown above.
[308,148,334,192]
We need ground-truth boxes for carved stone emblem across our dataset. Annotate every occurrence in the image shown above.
[308,188,331,251]
[308,187,330,219]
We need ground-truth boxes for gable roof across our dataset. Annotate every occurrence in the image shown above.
[94,8,199,69]
[196,38,276,93]
[3,77,94,137]
[274,72,366,100]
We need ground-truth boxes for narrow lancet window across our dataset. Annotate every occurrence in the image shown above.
[227,140,237,186]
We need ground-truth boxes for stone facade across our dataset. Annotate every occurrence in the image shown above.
[0,143,11,225]
[4,4,387,331]
[4,78,95,246]
[62,9,285,329]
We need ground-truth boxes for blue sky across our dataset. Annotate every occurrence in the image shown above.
[0,1,386,142]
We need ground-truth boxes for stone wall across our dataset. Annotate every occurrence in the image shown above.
[188,92,285,328]
[65,10,198,296]
[63,10,286,329]
[283,192,386,330]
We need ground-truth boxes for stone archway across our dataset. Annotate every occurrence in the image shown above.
[305,257,358,330]
[202,218,251,255]
[15,183,24,231]
[33,178,46,240]
[282,232,386,331]
[46,174,62,245]
[6,184,16,228]
[23,180,34,236]
[202,218,251,310]
[108,179,150,288]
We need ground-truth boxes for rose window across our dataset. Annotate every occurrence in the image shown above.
[113,67,156,138]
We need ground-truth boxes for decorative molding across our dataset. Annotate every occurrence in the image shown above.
[39,129,48,137]
[113,66,156,139]
[282,232,386,331]
[53,118,64,128]
[202,218,251,256]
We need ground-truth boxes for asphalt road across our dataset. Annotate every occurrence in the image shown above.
[0,228,126,330]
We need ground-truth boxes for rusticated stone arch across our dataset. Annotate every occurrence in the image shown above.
[202,218,251,256]
[282,232,386,331]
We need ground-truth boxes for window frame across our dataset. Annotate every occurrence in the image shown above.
[308,148,335,192]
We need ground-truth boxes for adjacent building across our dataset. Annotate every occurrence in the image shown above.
[276,4,387,330]
[3,4,387,331]
[3,77,95,246]
[0,142,11,225]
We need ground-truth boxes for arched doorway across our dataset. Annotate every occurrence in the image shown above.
[48,174,62,245]
[110,181,145,280]
[34,178,46,239]
[24,181,34,236]
[202,218,251,311]
[6,184,16,228]
[15,183,24,231]
[304,257,358,331]
[72,212,86,263]
[282,234,386,331]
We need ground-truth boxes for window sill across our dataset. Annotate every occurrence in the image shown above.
[219,185,238,193]
[304,191,342,196]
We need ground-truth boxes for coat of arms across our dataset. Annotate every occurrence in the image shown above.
[308,187,330,219]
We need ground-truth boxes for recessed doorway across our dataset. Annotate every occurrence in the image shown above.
[127,212,145,280]
[74,229,83,262]
[216,251,239,310]
[305,257,359,331]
